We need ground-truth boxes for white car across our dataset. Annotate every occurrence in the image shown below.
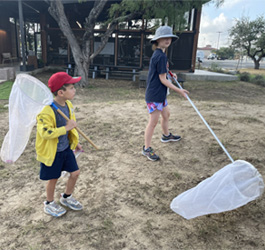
[207,53,216,60]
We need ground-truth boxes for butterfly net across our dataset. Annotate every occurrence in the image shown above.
[0,74,53,163]
[170,160,264,219]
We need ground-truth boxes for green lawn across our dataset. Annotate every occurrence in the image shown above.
[0,81,13,100]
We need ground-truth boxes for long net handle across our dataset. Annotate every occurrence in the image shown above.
[169,71,234,163]
[52,103,99,150]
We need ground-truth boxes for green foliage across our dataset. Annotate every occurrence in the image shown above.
[216,46,235,60]
[239,72,251,82]
[251,74,265,86]
[0,81,13,100]
[229,16,265,68]
[108,0,210,32]
[208,62,224,73]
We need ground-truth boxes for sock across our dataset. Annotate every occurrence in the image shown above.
[63,193,71,199]
[164,133,170,137]
[144,146,150,151]
[46,200,53,205]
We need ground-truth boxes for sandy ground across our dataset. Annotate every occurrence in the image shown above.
[0,72,265,250]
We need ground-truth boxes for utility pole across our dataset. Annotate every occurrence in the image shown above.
[217,31,222,50]
[18,0,26,71]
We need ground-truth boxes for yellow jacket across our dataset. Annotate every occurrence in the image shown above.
[35,100,79,166]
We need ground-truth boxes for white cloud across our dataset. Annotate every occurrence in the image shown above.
[198,13,235,48]
[198,0,265,48]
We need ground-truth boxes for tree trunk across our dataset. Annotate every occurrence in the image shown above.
[49,0,89,86]
[48,0,141,87]
[75,61,89,87]
[254,59,260,69]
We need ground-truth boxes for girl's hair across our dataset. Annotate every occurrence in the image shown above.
[152,41,158,51]
[152,41,168,54]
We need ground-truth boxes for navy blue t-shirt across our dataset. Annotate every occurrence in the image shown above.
[51,101,70,152]
[145,48,168,103]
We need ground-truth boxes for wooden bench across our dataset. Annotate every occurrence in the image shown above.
[2,53,17,64]
[90,65,140,81]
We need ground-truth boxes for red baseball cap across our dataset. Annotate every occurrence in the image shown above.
[48,72,82,92]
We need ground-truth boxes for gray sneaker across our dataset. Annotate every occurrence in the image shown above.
[161,133,181,143]
[44,201,66,217]
[142,146,160,161]
[60,194,83,211]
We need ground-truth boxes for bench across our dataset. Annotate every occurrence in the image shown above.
[90,65,140,81]
[64,63,140,81]
[2,53,17,64]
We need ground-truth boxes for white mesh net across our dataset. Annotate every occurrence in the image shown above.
[170,160,264,219]
[0,74,53,163]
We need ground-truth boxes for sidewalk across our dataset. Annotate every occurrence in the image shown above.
[179,69,238,82]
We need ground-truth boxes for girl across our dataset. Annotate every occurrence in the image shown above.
[142,26,189,161]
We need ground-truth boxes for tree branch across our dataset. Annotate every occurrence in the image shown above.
[90,12,141,59]
[48,0,83,62]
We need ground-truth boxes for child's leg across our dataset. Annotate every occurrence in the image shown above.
[161,105,170,135]
[65,169,80,195]
[46,179,58,202]
[145,110,161,148]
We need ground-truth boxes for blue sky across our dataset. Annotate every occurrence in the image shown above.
[198,0,265,49]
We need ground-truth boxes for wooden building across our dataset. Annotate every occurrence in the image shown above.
[0,0,208,73]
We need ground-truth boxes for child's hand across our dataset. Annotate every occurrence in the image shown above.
[171,73,177,80]
[76,143,83,152]
[65,119,77,131]
[178,89,189,99]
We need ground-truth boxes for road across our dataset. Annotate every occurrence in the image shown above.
[201,59,265,70]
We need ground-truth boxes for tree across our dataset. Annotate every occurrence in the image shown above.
[229,16,265,69]
[48,0,214,86]
[216,46,235,60]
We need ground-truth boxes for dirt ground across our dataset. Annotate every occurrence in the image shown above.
[1,71,265,250]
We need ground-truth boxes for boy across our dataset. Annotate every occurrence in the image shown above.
[36,72,83,217]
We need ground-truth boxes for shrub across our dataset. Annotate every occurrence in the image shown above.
[239,72,250,82]
[208,63,225,73]
[251,74,265,86]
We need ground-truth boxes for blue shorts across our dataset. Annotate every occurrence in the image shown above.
[146,99,168,113]
[40,146,79,180]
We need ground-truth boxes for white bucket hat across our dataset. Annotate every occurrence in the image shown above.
[151,26,179,43]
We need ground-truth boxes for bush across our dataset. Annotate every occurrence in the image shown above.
[239,72,250,82]
[208,63,225,73]
[251,74,265,86]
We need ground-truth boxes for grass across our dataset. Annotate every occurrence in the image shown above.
[0,81,13,100]
[0,104,8,113]
[239,68,265,76]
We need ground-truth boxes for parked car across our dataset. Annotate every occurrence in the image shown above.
[217,56,228,60]
[207,53,216,60]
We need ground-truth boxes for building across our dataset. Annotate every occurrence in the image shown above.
[197,45,217,59]
[0,0,210,74]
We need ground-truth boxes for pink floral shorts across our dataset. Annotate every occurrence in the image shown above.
[146,99,168,113]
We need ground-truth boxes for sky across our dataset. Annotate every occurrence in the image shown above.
[198,0,265,49]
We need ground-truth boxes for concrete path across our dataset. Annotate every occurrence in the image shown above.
[179,69,238,82]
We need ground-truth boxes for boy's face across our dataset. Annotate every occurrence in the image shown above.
[61,84,76,100]
[157,37,172,49]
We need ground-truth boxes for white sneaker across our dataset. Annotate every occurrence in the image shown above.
[44,201,66,217]
[60,193,83,210]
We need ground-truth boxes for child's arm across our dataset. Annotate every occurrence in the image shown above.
[37,113,76,140]
[159,73,189,99]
